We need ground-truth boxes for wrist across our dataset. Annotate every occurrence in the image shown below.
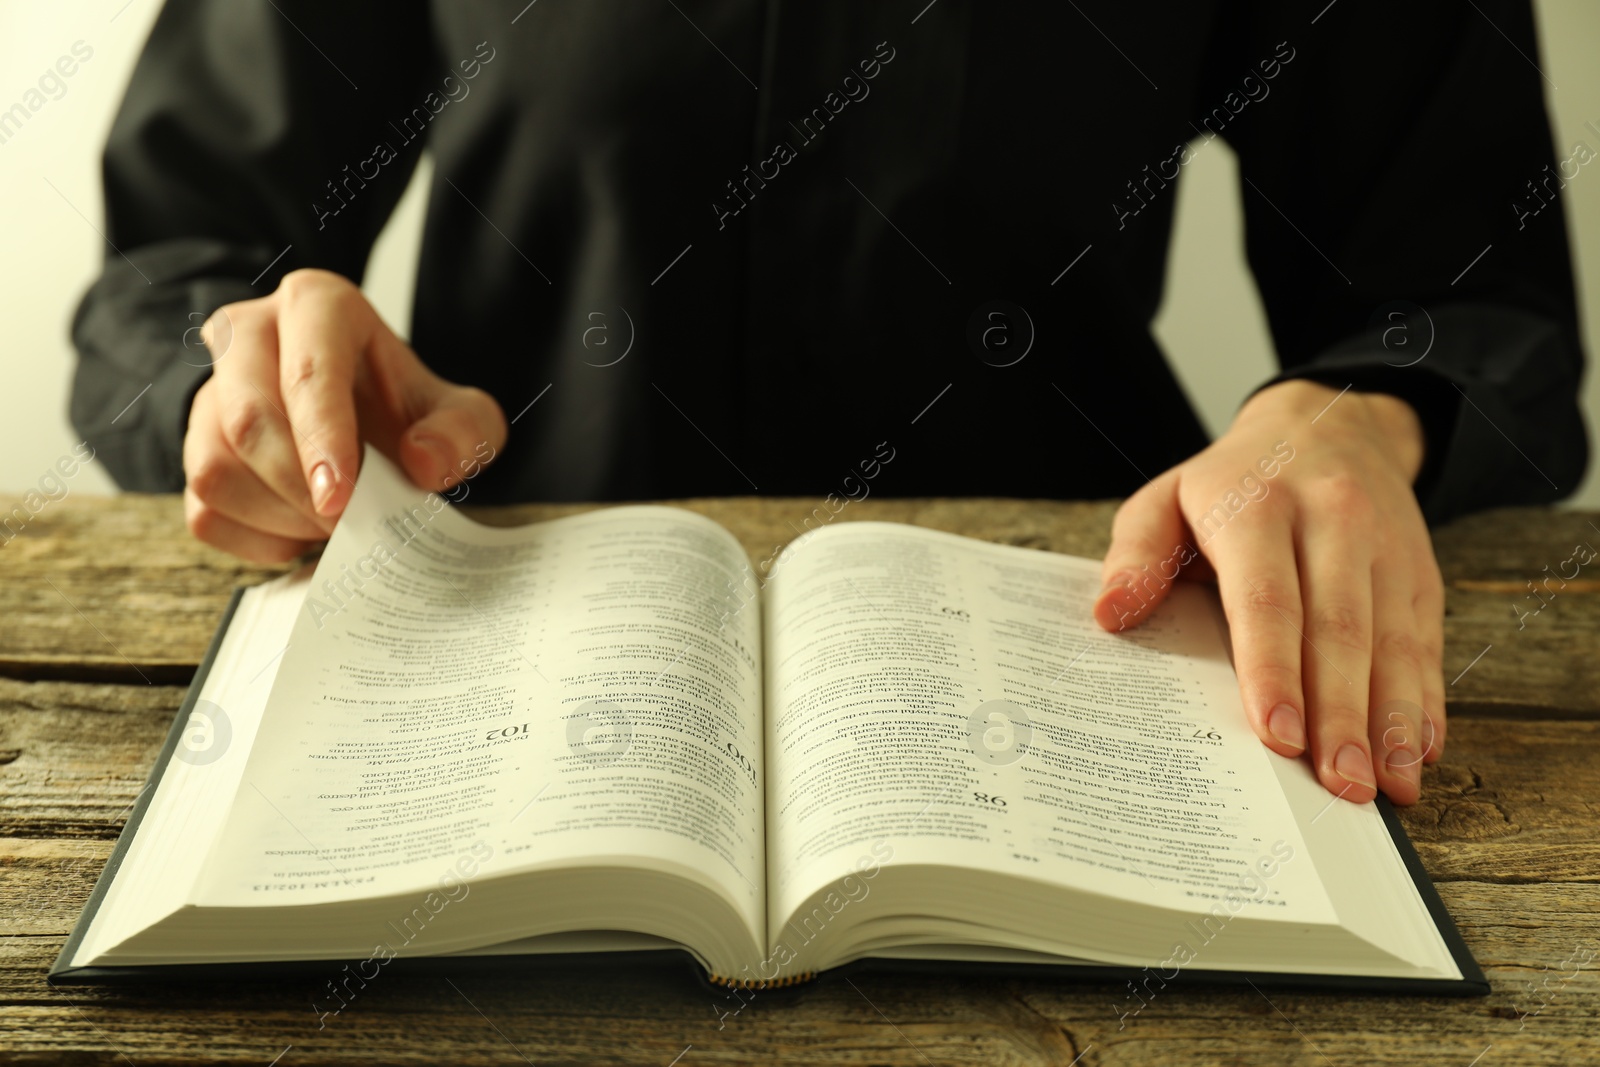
[1357,389,1426,484]
[1235,379,1426,485]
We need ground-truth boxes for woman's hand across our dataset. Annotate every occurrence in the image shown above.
[182,269,508,563]
[1093,379,1444,806]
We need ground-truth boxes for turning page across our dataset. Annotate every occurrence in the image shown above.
[191,448,766,939]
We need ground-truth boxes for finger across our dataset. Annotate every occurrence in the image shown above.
[1369,562,1427,805]
[276,271,365,517]
[351,315,508,494]
[185,487,314,564]
[1299,489,1377,802]
[211,320,335,535]
[184,384,330,541]
[1094,471,1194,632]
[1415,561,1447,764]
[199,302,241,368]
[1203,512,1307,759]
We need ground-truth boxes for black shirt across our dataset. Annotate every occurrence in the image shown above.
[71,0,1587,522]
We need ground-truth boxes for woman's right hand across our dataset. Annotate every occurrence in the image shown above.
[182,268,508,563]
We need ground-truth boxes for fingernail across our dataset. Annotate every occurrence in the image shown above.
[1386,748,1421,785]
[310,463,337,513]
[1334,743,1376,790]
[1267,703,1305,750]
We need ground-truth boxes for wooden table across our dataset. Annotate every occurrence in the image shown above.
[3,495,1596,1066]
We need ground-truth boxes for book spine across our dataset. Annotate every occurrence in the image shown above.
[707,971,817,990]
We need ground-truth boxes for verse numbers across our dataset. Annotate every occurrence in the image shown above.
[725,741,758,788]
[973,792,1007,807]
[1191,727,1221,741]
[486,723,529,741]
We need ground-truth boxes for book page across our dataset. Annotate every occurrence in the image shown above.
[192,448,765,937]
[70,568,311,967]
[762,522,1338,937]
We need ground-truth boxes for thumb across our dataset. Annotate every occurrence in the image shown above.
[1093,471,1195,632]
[398,382,509,494]
[362,329,509,493]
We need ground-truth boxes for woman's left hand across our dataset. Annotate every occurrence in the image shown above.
[1092,378,1444,806]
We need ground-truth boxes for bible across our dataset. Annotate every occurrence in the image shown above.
[53,447,1486,995]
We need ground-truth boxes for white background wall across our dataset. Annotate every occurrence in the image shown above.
[2,2,1596,507]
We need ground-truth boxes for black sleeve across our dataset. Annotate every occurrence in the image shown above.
[70,0,435,491]
[1205,0,1588,525]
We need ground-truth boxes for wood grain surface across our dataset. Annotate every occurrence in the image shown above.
[1,495,1596,1065]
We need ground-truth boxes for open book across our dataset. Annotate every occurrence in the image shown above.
[54,448,1485,994]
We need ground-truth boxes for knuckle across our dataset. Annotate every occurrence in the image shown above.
[1238,575,1301,620]
[1118,475,1164,511]
[205,300,242,324]
[186,453,231,504]
[1311,705,1368,743]
[280,351,353,412]
[1374,629,1424,671]
[219,395,274,453]
[200,307,232,352]
[1244,661,1300,693]
[207,316,273,379]
[203,298,245,331]
[275,267,344,305]
[201,299,268,358]
[1314,691,1367,720]
[280,352,319,400]
[274,272,309,305]
[1314,473,1374,523]
[1111,476,1174,528]
[185,496,222,544]
[185,491,302,563]
[1310,601,1369,649]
